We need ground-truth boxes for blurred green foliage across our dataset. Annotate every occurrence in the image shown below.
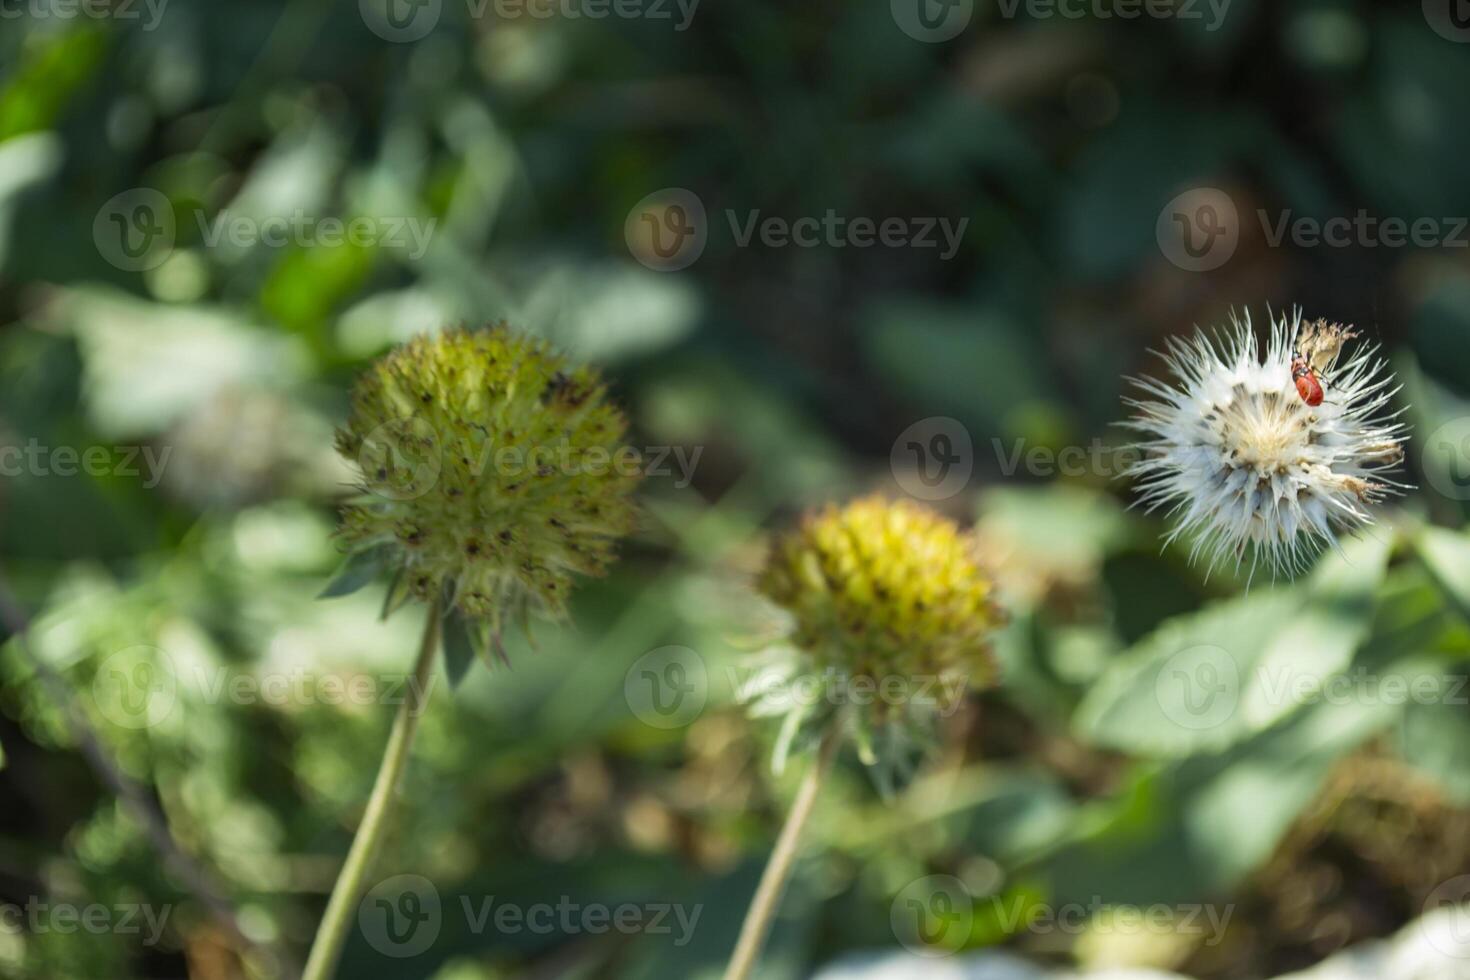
[2,1,1470,978]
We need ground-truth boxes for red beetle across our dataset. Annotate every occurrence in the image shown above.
[1291,350,1324,407]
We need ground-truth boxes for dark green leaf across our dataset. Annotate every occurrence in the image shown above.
[318,548,388,599]
[442,608,477,690]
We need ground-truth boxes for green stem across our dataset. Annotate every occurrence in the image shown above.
[302,595,442,980]
[722,721,842,980]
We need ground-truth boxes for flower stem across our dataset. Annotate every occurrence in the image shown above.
[722,721,842,980]
[302,595,442,980]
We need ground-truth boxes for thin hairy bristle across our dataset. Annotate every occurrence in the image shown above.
[1122,308,1406,579]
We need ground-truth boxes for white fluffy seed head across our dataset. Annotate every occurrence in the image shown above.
[1123,309,1407,579]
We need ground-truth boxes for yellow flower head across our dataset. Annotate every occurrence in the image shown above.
[333,326,640,633]
[758,496,1004,719]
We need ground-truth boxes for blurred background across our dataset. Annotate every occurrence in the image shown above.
[3,0,1470,977]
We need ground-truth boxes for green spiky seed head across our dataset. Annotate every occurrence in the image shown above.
[753,497,1005,782]
[760,496,1004,686]
[333,325,640,635]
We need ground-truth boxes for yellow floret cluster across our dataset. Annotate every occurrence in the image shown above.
[758,496,1004,691]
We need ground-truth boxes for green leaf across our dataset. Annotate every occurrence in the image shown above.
[1398,690,1470,805]
[1074,534,1391,758]
[441,609,477,690]
[1412,524,1470,625]
[318,548,389,599]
